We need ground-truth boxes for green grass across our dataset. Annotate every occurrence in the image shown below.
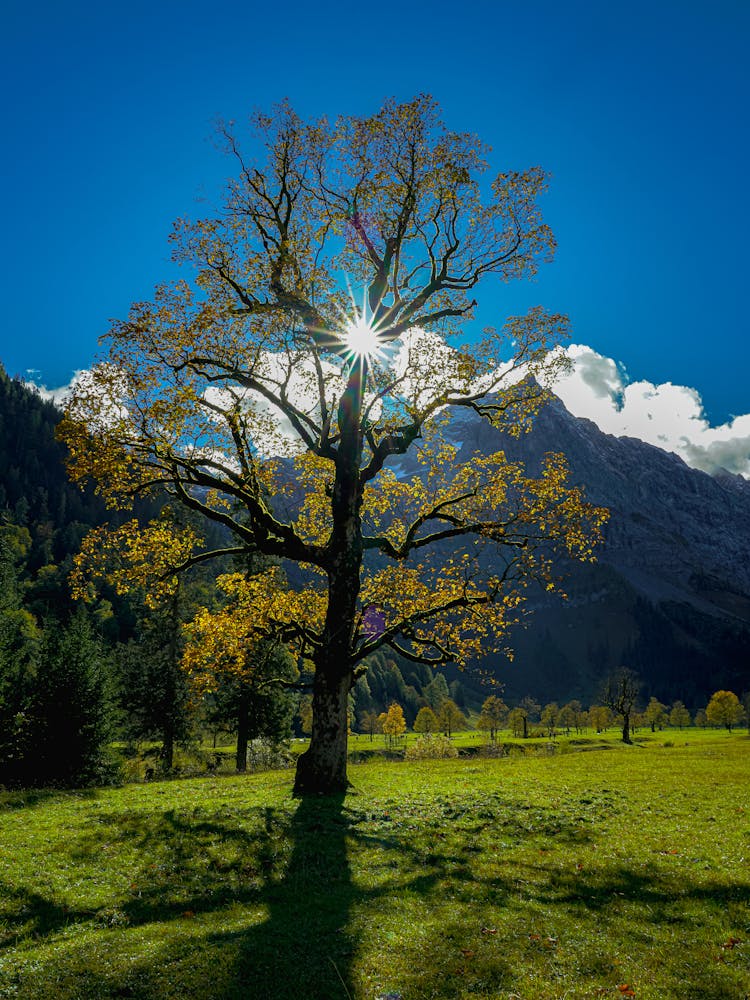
[1,734,749,999]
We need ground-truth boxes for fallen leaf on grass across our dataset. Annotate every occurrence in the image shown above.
[722,936,741,949]
[617,985,635,997]
[481,926,497,935]
[460,948,475,958]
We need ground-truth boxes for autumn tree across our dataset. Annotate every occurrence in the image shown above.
[477,693,507,741]
[382,702,406,745]
[359,709,383,741]
[413,705,440,734]
[540,701,559,737]
[437,698,466,738]
[61,96,607,795]
[644,696,667,732]
[602,668,640,745]
[705,690,744,731]
[557,702,575,734]
[588,705,611,733]
[668,700,691,730]
[514,696,541,739]
[507,707,525,737]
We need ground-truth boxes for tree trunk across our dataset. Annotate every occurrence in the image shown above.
[293,657,351,795]
[622,712,632,745]
[161,727,174,771]
[293,357,364,796]
[236,689,249,773]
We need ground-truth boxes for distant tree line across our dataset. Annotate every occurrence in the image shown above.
[0,369,746,789]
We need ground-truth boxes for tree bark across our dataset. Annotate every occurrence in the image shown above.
[161,727,174,772]
[293,659,351,795]
[293,358,364,796]
[236,688,249,773]
[622,713,632,745]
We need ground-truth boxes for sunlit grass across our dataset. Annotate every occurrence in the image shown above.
[1,734,748,998]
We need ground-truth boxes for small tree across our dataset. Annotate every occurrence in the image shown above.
[437,698,466,738]
[602,668,640,745]
[507,707,525,737]
[382,702,406,745]
[645,697,667,732]
[201,643,297,772]
[31,609,115,787]
[540,701,559,737]
[0,523,41,786]
[413,705,440,734]
[557,702,575,734]
[706,690,744,731]
[565,699,585,734]
[514,696,541,739]
[588,705,610,733]
[298,697,314,736]
[477,694,507,742]
[694,707,708,729]
[668,700,691,730]
[359,709,382,741]
[117,591,192,772]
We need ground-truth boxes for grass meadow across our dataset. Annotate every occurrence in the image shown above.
[0,731,748,999]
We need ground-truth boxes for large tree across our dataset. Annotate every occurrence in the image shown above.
[61,96,607,795]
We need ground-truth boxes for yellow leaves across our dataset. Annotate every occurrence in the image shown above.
[359,561,523,667]
[71,519,202,609]
[381,702,406,740]
[56,96,610,684]
[182,568,325,691]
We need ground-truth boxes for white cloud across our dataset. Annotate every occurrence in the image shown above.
[24,343,750,479]
[25,370,87,406]
[554,344,750,478]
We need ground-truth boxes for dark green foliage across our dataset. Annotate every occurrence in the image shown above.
[27,609,116,786]
[0,366,107,573]
[348,653,471,729]
[0,541,115,788]
[204,642,297,771]
[116,595,192,772]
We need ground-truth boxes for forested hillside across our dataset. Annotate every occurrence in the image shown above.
[0,365,746,789]
[0,368,477,786]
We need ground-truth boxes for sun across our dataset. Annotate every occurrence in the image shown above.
[342,315,383,359]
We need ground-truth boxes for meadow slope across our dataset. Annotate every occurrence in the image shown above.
[1,735,748,999]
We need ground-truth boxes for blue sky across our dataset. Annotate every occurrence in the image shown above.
[1,0,748,436]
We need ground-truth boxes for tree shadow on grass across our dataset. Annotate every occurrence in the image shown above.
[1,791,470,999]
[5,788,749,999]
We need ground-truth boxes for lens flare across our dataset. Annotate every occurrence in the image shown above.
[342,315,383,358]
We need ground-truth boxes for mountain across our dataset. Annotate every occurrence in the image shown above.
[449,395,750,708]
[2,366,747,709]
[0,365,109,572]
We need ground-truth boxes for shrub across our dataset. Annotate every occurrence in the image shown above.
[246,740,294,772]
[405,735,458,760]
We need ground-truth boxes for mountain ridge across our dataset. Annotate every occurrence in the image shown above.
[448,393,750,706]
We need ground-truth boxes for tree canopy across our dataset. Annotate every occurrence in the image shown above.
[61,96,607,794]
